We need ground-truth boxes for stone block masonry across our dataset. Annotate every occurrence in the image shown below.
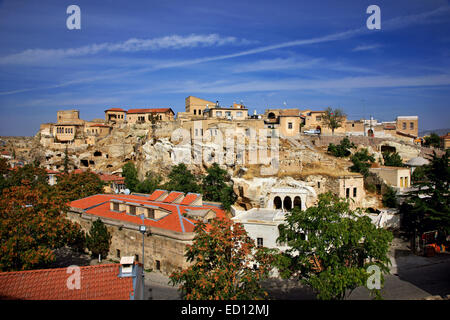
[66,210,193,276]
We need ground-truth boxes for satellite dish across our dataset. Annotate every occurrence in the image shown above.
[124,189,130,195]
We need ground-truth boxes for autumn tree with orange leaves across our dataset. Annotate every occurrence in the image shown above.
[169,218,275,300]
[54,170,105,202]
[0,184,85,272]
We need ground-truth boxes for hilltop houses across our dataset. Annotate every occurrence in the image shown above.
[39,96,420,151]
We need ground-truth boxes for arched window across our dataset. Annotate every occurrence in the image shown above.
[274,196,282,209]
[283,196,292,211]
[294,196,302,210]
[268,112,276,119]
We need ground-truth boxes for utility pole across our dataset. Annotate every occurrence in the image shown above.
[139,224,147,300]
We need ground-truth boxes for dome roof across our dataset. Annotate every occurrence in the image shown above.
[406,157,429,166]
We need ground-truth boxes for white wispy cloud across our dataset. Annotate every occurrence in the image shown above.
[164,74,450,94]
[0,34,252,65]
[230,57,377,74]
[352,44,382,52]
[1,5,449,96]
[230,57,323,73]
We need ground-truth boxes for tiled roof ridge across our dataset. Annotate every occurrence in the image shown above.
[0,263,120,276]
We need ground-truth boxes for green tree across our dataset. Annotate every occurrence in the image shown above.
[7,163,49,190]
[163,163,202,194]
[382,151,403,167]
[201,163,237,211]
[321,107,346,136]
[63,145,70,173]
[423,133,441,149]
[411,166,426,183]
[382,186,398,208]
[86,219,111,260]
[327,137,356,157]
[401,150,450,241]
[350,148,375,177]
[54,170,105,202]
[169,218,274,300]
[276,192,393,300]
[122,162,139,192]
[136,171,162,194]
[0,185,86,271]
[0,158,10,194]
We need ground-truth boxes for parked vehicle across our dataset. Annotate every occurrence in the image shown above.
[304,129,321,135]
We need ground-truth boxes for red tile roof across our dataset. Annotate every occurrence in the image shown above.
[105,108,126,112]
[162,191,184,203]
[180,193,199,205]
[98,173,124,183]
[69,193,227,234]
[148,190,167,201]
[46,169,60,174]
[0,264,134,300]
[126,108,173,114]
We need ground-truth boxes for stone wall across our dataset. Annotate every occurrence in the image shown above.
[66,210,193,276]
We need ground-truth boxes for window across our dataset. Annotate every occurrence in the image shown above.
[113,203,119,211]
[194,109,196,115]
[216,111,222,117]
[236,111,243,117]
[352,123,355,127]
[155,260,161,271]
[400,177,404,188]
[316,116,322,121]
[135,254,139,262]
[147,208,155,219]
[405,177,409,187]
[410,122,414,130]
[288,122,293,129]
[195,129,198,136]
[402,122,406,130]
[353,187,357,197]
[226,111,231,117]
[257,238,264,248]
[116,249,121,258]
[317,182,321,188]
[129,206,136,215]
[346,188,350,198]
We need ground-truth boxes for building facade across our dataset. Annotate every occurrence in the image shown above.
[67,190,226,275]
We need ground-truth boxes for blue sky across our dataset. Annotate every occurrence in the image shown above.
[0,0,449,136]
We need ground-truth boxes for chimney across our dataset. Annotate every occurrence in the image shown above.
[119,256,135,277]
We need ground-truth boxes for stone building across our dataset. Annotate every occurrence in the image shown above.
[300,110,347,135]
[183,95,215,118]
[126,108,175,124]
[396,116,418,137]
[324,174,366,209]
[105,108,126,124]
[203,102,249,120]
[369,165,411,191]
[441,132,450,150]
[263,109,302,137]
[67,190,226,276]
[232,209,289,252]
